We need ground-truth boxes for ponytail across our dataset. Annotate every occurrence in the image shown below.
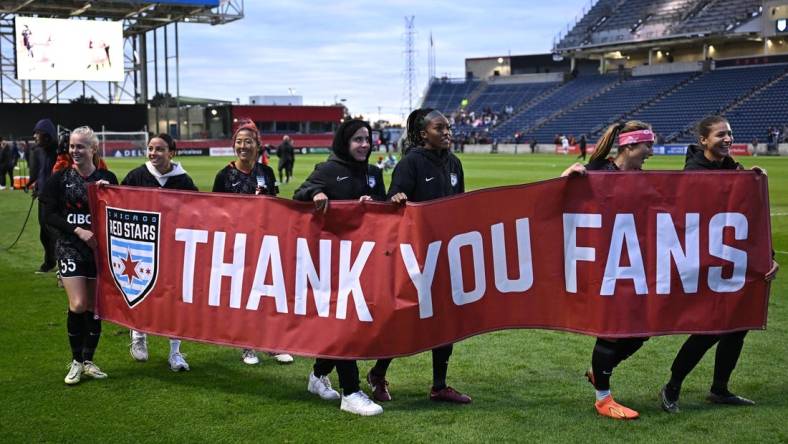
[589,120,652,162]
[589,122,625,162]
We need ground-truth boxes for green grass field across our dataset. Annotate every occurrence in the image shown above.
[1,153,786,443]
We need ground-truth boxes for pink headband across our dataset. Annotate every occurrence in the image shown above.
[618,129,654,146]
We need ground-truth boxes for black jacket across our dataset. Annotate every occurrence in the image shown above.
[212,161,278,196]
[387,147,464,202]
[121,163,198,191]
[293,153,385,202]
[29,142,57,193]
[684,144,742,171]
[40,167,118,258]
[276,141,295,165]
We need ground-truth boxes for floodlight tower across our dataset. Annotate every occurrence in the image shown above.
[403,15,417,115]
[428,31,436,83]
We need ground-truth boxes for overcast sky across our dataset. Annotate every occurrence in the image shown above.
[174,0,590,123]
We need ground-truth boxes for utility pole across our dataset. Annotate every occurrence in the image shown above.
[403,15,417,114]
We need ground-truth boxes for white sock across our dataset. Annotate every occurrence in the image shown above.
[169,339,181,355]
[596,390,611,401]
[131,330,146,341]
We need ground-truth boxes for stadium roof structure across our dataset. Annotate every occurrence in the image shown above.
[0,1,243,35]
[553,0,764,56]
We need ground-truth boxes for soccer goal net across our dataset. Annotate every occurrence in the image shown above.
[97,129,149,158]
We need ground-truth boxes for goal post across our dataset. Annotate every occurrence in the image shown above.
[97,126,149,158]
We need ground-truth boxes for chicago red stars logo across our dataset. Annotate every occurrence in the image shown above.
[106,207,160,308]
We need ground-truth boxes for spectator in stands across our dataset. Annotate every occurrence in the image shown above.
[561,120,655,420]
[211,120,293,367]
[40,126,118,385]
[369,108,472,405]
[660,116,779,414]
[293,119,385,416]
[122,133,198,372]
[29,118,59,273]
[276,135,295,184]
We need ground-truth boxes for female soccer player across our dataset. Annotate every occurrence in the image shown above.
[40,126,118,385]
[293,119,386,416]
[659,116,779,413]
[211,120,293,366]
[562,120,655,420]
[122,133,198,371]
[366,108,471,404]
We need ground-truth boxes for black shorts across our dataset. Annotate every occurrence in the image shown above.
[58,256,96,279]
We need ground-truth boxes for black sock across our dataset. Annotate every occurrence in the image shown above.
[67,310,85,362]
[591,339,617,391]
[371,359,392,377]
[432,345,453,391]
[82,311,101,362]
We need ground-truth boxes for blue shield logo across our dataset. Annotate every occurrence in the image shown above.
[106,207,161,308]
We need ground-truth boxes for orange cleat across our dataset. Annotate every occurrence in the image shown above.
[595,395,640,420]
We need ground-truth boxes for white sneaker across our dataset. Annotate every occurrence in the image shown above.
[269,352,294,364]
[168,352,190,372]
[308,372,340,400]
[64,360,83,385]
[129,331,148,362]
[241,349,259,365]
[83,361,108,379]
[341,391,383,416]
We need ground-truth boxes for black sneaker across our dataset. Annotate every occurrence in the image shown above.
[660,385,680,413]
[36,263,55,274]
[706,392,755,406]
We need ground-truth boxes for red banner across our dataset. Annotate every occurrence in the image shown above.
[89,172,772,359]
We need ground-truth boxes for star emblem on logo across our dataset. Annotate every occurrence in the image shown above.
[120,250,140,284]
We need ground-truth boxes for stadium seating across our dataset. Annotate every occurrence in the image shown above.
[556,0,762,50]
[721,71,788,144]
[492,74,619,140]
[524,72,695,142]
[630,64,788,142]
[421,79,481,114]
[468,82,557,114]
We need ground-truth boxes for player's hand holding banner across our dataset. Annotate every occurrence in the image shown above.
[88,171,773,359]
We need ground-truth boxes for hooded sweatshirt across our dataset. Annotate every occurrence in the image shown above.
[122,161,198,190]
[387,146,464,202]
[29,118,58,191]
[293,119,385,202]
[683,143,742,171]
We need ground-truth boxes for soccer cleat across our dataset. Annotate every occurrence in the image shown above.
[268,352,294,364]
[241,349,259,365]
[706,392,755,406]
[307,372,340,400]
[366,370,392,402]
[595,395,639,420]
[36,263,55,274]
[660,385,680,413]
[168,352,190,372]
[129,331,148,362]
[82,361,108,379]
[430,386,472,404]
[340,391,383,416]
[64,360,83,385]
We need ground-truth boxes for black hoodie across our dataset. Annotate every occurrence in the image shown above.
[293,119,385,201]
[387,147,464,202]
[683,143,742,171]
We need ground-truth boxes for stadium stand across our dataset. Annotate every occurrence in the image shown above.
[492,74,619,140]
[421,79,481,114]
[555,0,762,49]
[524,72,696,142]
[631,64,788,142]
[724,70,788,143]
